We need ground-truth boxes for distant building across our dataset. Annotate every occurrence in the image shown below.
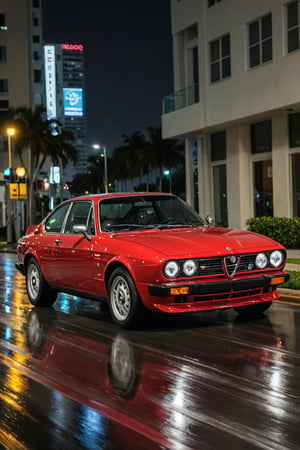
[162,0,300,228]
[0,0,44,229]
[44,42,88,179]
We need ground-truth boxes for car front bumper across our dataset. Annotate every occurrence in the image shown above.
[148,273,289,297]
[145,272,290,313]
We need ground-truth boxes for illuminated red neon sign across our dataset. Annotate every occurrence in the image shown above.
[61,44,83,52]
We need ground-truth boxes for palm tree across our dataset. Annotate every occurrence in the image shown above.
[9,105,78,225]
[110,145,131,191]
[111,131,152,190]
[145,126,184,191]
[86,154,111,193]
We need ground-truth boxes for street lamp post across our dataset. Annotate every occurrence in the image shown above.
[6,127,15,243]
[92,144,108,193]
[7,128,15,168]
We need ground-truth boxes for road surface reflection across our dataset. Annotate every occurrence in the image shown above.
[0,253,299,449]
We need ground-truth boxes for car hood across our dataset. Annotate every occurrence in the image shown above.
[113,226,284,257]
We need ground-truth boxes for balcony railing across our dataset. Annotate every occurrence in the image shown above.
[162,83,199,114]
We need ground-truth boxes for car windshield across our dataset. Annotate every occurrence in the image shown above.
[99,195,205,232]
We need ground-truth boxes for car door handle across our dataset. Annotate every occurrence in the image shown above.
[54,239,62,245]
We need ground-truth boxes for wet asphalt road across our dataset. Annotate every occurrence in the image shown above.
[0,253,300,450]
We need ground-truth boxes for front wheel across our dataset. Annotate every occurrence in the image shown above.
[108,268,145,328]
[234,301,272,316]
[26,258,57,307]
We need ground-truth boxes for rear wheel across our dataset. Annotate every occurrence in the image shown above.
[108,267,145,328]
[26,258,57,306]
[234,301,272,316]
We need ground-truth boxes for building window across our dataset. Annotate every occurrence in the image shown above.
[208,0,222,7]
[0,99,9,109]
[0,14,7,31]
[32,35,40,43]
[254,160,273,217]
[292,153,300,215]
[33,70,42,83]
[251,120,272,153]
[210,34,231,83]
[210,131,226,160]
[192,47,199,102]
[287,1,300,53]
[210,131,227,226]
[33,16,39,27]
[289,112,300,147]
[33,50,40,61]
[0,46,7,62]
[249,14,272,68]
[251,120,273,217]
[0,79,8,94]
[32,0,40,7]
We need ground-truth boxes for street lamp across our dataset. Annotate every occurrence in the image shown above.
[7,127,15,168]
[92,143,108,193]
[6,127,15,243]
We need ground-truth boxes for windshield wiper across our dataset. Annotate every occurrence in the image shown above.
[156,219,203,230]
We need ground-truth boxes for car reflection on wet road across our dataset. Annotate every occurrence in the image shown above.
[0,253,300,449]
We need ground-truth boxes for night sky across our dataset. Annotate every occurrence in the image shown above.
[42,0,173,155]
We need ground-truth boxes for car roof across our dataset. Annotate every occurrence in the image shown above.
[67,192,175,202]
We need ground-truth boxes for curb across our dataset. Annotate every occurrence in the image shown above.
[278,287,300,298]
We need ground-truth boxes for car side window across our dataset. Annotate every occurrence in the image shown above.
[44,203,71,233]
[64,201,92,234]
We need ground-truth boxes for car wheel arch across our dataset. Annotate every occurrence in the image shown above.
[105,261,137,290]
[24,252,40,270]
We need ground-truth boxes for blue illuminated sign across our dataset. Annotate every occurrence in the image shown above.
[63,88,83,116]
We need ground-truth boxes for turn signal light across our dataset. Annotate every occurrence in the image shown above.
[170,287,189,295]
[270,276,285,285]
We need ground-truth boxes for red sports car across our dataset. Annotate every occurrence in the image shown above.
[16,192,289,328]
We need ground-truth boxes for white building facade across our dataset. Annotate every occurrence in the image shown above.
[162,0,300,229]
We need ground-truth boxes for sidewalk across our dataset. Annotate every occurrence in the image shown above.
[285,249,300,272]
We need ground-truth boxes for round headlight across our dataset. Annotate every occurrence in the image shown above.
[183,259,198,276]
[164,261,180,278]
[255,252,268,269]
[270,250,284,268]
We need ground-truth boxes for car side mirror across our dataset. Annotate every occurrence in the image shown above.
[205,215,213,225]
[73,224,91,241]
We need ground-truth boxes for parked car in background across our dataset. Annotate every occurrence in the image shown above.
[16,192,289,328]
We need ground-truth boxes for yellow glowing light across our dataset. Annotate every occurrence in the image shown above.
[270,276,285,285]
[7,127,15,137]
[170,287,189,295]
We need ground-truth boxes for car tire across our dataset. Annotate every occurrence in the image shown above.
[234,301,272,316]
[108,267,145,328]
[26,257,57,307]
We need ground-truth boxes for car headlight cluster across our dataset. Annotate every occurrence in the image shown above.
[255,250,284,269]
[164,250,285,279]
[164,259,198,278]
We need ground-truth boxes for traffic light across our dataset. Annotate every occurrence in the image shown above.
[3,167,12,180]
